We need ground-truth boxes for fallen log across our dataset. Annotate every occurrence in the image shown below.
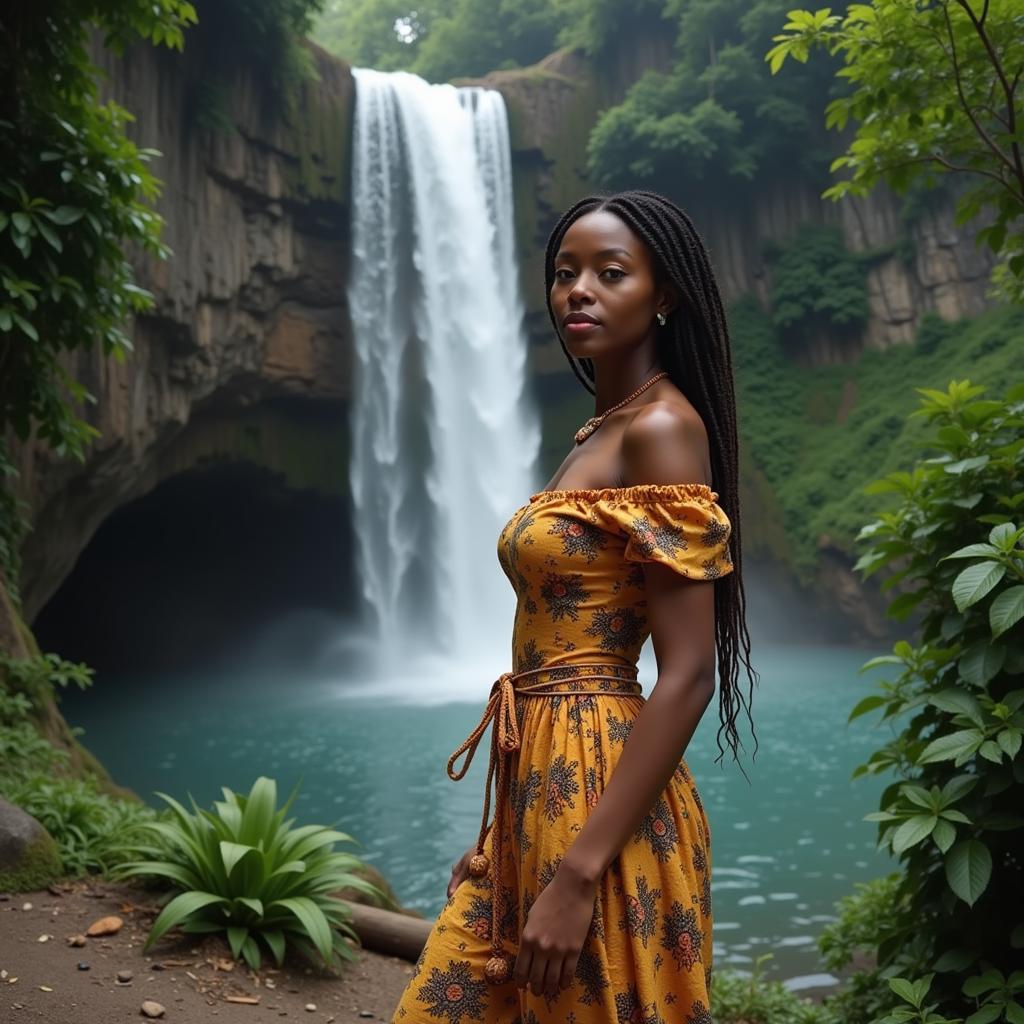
[343,901,433,961]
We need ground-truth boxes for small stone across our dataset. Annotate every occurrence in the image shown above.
[305,1004,317,1012]
[39,985,53,992]
[141,1000,166,1018]
[86,915,123,936]
[359,1012,375,1018]
[77,963,90,971]
[21,901,33,911]
[67,934,87,947]
[117,970,134,983]
[37,934,50,942]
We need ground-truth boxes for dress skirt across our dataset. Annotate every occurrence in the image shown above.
[390,681,714,1024]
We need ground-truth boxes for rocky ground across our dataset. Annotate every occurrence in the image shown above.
[0,877,416,1023]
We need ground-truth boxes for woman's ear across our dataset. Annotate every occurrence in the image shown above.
[657,282,680,318]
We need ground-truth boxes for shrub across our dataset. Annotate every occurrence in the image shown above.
[4,774,156,876]
[110,776,391,971]
[0,649,156,876]
[838,379,1024,1018]
[711,954,837,1023]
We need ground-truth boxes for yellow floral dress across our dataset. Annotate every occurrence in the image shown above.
[391,483,734,1024]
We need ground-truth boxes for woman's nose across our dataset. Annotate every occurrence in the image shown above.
[568,274,594,303]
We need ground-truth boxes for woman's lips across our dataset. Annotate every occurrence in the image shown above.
[565,321,601,333]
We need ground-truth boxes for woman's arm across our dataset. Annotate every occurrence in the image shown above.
[560,401,719,886]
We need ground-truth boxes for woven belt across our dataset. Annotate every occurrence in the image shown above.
[446,663,645,984]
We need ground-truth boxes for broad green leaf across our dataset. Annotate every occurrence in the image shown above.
[932,819,956,853]
[272,896,334,963]
[989,522,1019,546]
[929,690,983,725]
[979,740,1004,764]
[942,543,999,561]
[226,925,248,960]
[145,891,228,949]
[946,839,992,906]
[959,642,1006,687]
[997,728,1022,759]
[919,729,984,765]
[952,561,1005,611]
[899,784,934,810]
[848,694,887,721]
[220,841,258,878]
[889,977,920,1006]
[892,814,938,854]
[260,928,286,967]
[944,455,989,474]
[966,1005,1004,1024]
[241,935,261,972]
[990,586,1024,638]
[940,774,978,803]
[42,205,85,225]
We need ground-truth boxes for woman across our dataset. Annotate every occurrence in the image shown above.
[391,189,757,1024]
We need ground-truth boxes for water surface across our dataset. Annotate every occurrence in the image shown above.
[60,642,893,986]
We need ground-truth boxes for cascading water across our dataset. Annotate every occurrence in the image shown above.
[343,68,541,699]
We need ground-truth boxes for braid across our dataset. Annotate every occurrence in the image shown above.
[543,189,759,771]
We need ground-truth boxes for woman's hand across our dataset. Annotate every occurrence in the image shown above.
[447,844,478,900]
[513,865,598,999]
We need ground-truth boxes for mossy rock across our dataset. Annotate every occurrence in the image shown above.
[0,800,64,893]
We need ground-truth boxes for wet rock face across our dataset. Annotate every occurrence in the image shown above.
[14,38,357,622]
[0,800,63,893]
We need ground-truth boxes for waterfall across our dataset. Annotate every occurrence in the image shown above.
[344,68,541,696]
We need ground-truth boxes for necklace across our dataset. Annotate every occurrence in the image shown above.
[573,371,669,445]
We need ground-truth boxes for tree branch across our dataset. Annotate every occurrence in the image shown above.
[952,0,1024,198]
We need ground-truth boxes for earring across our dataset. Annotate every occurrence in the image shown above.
[656,312,667,326]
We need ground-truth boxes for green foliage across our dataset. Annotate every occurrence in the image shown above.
[189,0,327,130]
[710,954,836,1023]
[110,777,391,972]
[0,0,196,596]
[816,875,911,1024]
[767,0,1024,304]
[764,223,869,347]
[4,775,157,877]
[584,0,840,196]
[844,379,1024,1015]
[874,974,963,1024]
[554,0,668,58]
[732,299,1024,578]
[311,0,570,81]
[0,650,155,877]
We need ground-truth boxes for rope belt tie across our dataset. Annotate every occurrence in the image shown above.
[446,663,645,985]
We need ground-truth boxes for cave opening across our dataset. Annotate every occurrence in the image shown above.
[32,463,355,676]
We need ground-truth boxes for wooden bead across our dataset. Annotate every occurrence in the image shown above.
[484,955,511,985]
[468,854,489,877]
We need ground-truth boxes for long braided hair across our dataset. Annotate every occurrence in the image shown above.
[543,188,759,768]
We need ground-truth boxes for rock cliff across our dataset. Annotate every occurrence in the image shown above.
[15,38,356,621]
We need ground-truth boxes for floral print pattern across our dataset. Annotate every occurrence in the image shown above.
[393,485,726,1023]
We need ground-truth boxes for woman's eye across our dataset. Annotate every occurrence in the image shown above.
[603,268,625,280]
[554,269,573,281]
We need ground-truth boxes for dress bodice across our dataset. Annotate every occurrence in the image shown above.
[496,483,734,674]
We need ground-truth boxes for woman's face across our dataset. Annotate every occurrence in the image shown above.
[550,208,673,361]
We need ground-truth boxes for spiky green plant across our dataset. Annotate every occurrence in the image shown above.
[110,776,387,971]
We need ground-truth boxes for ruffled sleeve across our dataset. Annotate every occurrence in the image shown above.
[591,483,734,582]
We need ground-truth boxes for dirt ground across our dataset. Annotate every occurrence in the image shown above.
[0,877,417,1023]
